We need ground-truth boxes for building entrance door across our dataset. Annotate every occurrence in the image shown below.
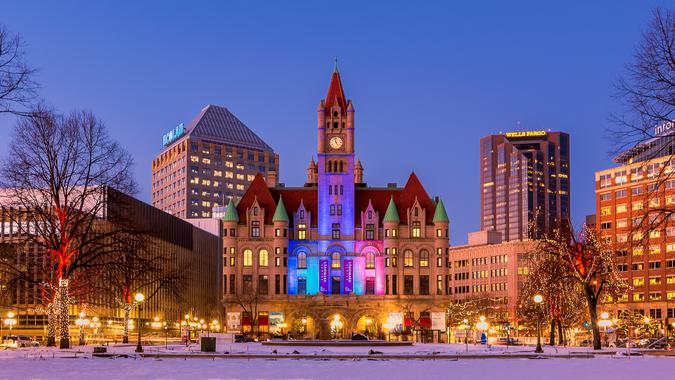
[331,276,341,294]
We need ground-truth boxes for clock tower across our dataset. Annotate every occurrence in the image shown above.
[317,65,355,239]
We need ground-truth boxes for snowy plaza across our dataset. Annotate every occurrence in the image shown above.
[1,343,675,380]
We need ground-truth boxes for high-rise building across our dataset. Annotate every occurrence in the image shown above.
[480,131,570,241]
[596,122,675,321]
[151,105,279,219]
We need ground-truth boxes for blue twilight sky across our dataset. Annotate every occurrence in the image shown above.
[0,1,668,244]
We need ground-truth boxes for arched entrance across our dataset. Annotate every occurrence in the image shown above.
[356,315,381,338]
[328,314,346,339]
[291,314,316,339]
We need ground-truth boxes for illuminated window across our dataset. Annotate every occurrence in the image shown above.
[419,249,429,267]
[243,249,253,267]
[259,249,268,267]
[297,252,307,269]
[412,222,421,238]
[365,252,375,269]
[298,223,307,240]
[332,252,341,269]
[404,250,414,267]
[332,223,340,239]
[600,207,611,216]
[633,277,644,286]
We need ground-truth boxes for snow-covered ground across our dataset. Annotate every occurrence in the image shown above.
[1,343,674,380]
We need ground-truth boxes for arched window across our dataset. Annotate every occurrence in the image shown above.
[419,249,429,267]
[365,252,375,269]
[243,249,253,267]
[332,251,341,269]
[339,161,343,172]
[327,160,332,172]
[259,249,268,267]
[403,250,413,267]
[297,252,307,269]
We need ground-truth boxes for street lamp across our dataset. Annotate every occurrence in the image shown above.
[134,292,145,353]
[75,311,89,346]
[598,312,612,347]
[533,294,544,353]
[4,311,17,337]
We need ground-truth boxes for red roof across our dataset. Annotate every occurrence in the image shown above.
[236,172,437,227]
[324,70,347,112]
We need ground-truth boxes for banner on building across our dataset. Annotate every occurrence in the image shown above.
[319,259,329,294]
[387,312,403,332]
[226,312,241,332]
[343,259,354,293]
[431,312,446,330]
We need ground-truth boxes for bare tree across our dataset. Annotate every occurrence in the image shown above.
[0,25,38,116]
[225,289,262,338]
[103,231,185,343]
[535,223,628,350]
[0,107,136,348]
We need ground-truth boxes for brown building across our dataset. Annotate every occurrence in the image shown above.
[0,187,222,338]
[152,105,279,219]
[480,131,570,241]
[218,67,533,341]
[596,125,675,321]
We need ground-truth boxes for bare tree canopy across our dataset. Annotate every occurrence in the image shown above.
[0,107,136,348]
[612,7,674,154]
[0,24,38,116]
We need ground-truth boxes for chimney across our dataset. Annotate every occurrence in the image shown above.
[267,170,278,186]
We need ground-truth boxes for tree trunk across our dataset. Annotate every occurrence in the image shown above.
[46,304,57,347]
[549,319,555,345]
[122,306,130,344]
[557,319,565,346]
[585,285,601,350]
[57,281,70,349]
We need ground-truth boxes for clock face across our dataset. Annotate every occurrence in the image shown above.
[329,136,343,149]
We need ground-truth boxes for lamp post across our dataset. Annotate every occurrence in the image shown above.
[134,292,145,353]
[598,312,612,347]
[461,318,470,352]
[4,311,17,337]
[533,294,544,353]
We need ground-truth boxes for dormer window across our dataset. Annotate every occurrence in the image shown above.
[333,111,338,117]
[365,224,375,240]
[253,207,258,216]
[300,210,305,219]
[298,223,307,240]
[412,221,421,238]
[414,208,419,217]
[251,221,260,237]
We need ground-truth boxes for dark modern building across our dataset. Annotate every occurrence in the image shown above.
[152,105,279,219]
[0,187,222,338]
[480,131,570,241]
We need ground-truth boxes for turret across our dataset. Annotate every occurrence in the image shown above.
[317,100,326,152]
[273,197,289,267]
[354,159,363,184]
[222,198,239,244]
[432,197,450,248]
[383,196,400,238]
[306,157,318,185]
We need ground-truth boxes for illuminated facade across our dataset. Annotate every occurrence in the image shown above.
[151,105,279,219]
[596,125,675,321]
[221,68,454,339]
[480,131,570,241]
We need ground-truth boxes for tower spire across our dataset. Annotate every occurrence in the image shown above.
[333,57,338,73]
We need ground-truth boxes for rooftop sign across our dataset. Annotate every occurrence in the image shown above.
[162,123,186,147]
[504,131,547,138]
[654,121,673,136]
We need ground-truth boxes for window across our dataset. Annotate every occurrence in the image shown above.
[365,224,375,240]
[404,250,414,267]
[600,193,611,201]
[332,223,340,239]
[298,223,307,240]
[365,277,375,295]
[616,204,627,213]
[297,252,307,269]
[616,189,627,198]
[649,261,661,270]
[243,249,253,267]
[243,275,253,294]
[412,222,421,238]
[436,275,443,295]
[419,249,429,267]
[297,278,306,295]
[251,221,260,237]
[599,174,612,188]
[331,251,341,269]
[600,207,611,216]
[258,275,268,295]
[420,275,429,295]
[365,252,375,269]
[404,275,414,295]
[259,249,269,267]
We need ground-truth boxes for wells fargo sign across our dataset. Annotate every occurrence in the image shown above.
[504,131,547,138]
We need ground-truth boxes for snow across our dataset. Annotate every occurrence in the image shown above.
[1,344,674,380]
